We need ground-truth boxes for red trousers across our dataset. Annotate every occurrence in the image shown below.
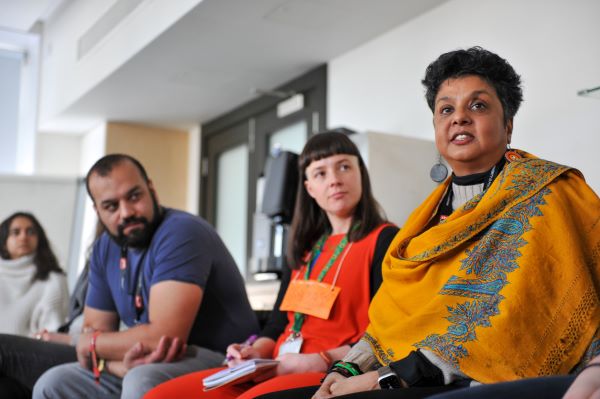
[144,367,324,399]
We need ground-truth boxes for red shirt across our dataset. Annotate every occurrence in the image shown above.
[274,224,390,354]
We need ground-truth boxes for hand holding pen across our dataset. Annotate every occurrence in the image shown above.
[225,334,258,366]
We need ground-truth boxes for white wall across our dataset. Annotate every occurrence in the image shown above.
[39,0,203,127]
[35,133,81,176]
[76,123,107,276]
[353,132,438,225]
[187,124,201,215]
[80,123,107,174]
[328,0,600,192]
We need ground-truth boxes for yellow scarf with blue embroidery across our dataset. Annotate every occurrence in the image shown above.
[366,150,600,383]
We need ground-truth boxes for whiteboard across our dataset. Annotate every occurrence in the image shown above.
[352,132,439,226]
[0,174,87,291]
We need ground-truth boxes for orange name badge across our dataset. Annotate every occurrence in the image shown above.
[280,279,341,320]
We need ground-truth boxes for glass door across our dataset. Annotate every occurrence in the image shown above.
[215,143,249,277]
[200,65,326,277]
[203,121,251,277]
[268,120,308,155]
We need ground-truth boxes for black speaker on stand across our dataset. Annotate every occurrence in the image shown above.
[250,150,298,279]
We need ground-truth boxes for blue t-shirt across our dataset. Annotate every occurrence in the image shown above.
[86,208,258,352]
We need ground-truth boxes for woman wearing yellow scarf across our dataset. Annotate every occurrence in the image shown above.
[258,47,600,399]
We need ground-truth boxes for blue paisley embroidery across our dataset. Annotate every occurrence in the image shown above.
[570,333,600,373]
[414,187,551,366]
[411,159,565,262]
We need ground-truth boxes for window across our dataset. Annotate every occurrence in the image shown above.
[0,29,40,174]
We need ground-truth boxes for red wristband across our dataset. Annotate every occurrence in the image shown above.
[318,351,332,368]
[90,331,102,384]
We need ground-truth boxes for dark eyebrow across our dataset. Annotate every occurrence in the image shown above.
[435,96,450,105]
[471,90,492,98]
[100,185,142,207]
[100,199,117,208]
[127,186,142,196]
[435,90,492,105]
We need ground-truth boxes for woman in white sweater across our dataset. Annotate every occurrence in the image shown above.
[0,212,68,337]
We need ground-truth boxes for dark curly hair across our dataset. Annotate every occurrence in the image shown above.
[0,212,63,281]
[287,130,387,268]
[422,46,523,124]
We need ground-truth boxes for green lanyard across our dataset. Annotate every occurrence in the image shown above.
[291,234,349,334]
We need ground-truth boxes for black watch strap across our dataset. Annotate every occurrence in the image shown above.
[377,366,402,389]
[388,350,444,387]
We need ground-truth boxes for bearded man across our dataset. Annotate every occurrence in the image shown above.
[33,154,258,399]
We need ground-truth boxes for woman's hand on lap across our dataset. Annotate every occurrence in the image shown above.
[312,373,346,398]
[332,371,379,394]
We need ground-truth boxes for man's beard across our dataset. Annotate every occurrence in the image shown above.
[106,194,162,249]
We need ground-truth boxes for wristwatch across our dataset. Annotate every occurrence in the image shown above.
[377,366,402,389]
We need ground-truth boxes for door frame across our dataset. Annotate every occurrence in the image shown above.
[199,65,326,274]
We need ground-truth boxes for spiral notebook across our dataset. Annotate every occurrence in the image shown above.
[202,359,279,391]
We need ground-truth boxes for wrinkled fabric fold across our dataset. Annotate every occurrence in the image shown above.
[366,150,600,383]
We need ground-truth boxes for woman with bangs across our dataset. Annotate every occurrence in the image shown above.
[143,131,398,399]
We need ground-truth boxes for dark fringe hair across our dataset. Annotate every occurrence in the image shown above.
[422,46,523,124]
[287,131,386,269]
[0,212,63,281]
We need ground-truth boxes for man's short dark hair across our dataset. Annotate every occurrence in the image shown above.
[422,46,523,124]
[85,154,150,202]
